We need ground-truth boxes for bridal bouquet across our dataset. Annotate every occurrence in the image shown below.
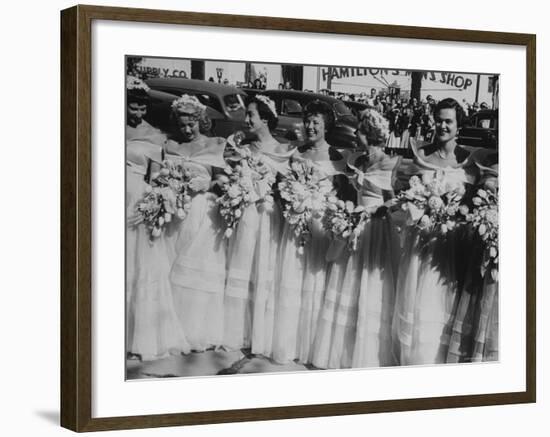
[460,188,499,280]
[323,197,369,251]
[278,158,334,251]
[396,171,466,236]
[217,145,276,239]
[134,185,178,240]
[133,160,192,240]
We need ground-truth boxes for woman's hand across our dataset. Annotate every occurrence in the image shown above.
[326,238,346,262]
[188,176,211,192]
[254,179,271,199]
[383,198,400,212]
[127,213,143,227]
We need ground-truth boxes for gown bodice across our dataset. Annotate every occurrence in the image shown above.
[163,136,226,179]
[294,145,347,178]
[347,153,401,209]
[245,140,295,176]
[407,139,473,188]
[126,121,166,176]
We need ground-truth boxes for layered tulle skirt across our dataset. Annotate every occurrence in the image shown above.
[312,214,399,369]
[223,201,283,356]
[392,229,462,365]
[126,168,190,360]
[271,224,306,363]
[447,227,499,363]
[169,192,227,351]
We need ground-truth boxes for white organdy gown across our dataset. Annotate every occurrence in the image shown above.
[126,123,191,360]
[223,141,293,356]
[447,162,499,363]
[164,136,228,352]
[312,154,401,369]
[392,142,470,366]
[271,152,347,364]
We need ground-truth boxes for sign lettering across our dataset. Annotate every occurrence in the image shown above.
[320,67,473,90]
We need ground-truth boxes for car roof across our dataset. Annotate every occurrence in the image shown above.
[471,109,498,117]
[145,88,224,120]
[147,88,179,101]
[146,77,246,96]
[261,89,347,105]
[345,101,369,109]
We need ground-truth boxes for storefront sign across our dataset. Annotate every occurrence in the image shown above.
[134,65,188,78]
[320,67,473,90]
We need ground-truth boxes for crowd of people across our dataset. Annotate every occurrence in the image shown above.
[126,75,499,371]
[325,88,491,151]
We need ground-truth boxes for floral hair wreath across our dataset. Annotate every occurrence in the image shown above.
[254,94,278,118]
[359,107,390,145]
[126,75,150,92]
[171,94,207,115]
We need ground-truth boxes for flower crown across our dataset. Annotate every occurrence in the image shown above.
[359,108,390,144]
[126,75,150,92]
[254,94,278,118]
[171,94,207,114]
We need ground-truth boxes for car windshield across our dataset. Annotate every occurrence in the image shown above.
[177,92,224,114]
[224,94,245,112]
[475,116,496,129]
[282,99,303,116]
[333,101,353,116]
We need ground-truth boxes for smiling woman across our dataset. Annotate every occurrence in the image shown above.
[162,95,228,352]
[123,57,505,377]
[59,5,536,431]
[393,97,480,365]
[223,94,294,356]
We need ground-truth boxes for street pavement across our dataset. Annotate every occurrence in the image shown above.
[127,348,314,380]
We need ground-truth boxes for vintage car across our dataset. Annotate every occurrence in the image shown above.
[145,78,248,138]
[344,100,370,118]
[259,90,359,149]
[458,109,499,149]
[143,88,224,136]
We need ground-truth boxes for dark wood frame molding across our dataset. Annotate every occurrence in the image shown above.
[61,4,536,432]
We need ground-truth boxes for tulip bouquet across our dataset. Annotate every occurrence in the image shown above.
[396,171,466,237]
[133,160,192,240]
[278,158,334,251]
[460,188,499,280]
[217,145,276,239]
[322,198,369,252]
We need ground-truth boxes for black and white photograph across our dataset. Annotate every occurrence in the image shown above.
[125,55,499,379]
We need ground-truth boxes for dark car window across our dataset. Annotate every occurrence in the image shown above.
[282,99,303,116]
[468,112,498,129]
[333,101,353,116]
[156,87,224,114]
[475,116,496,129]
[192,93,223,114]
[223,94,245,112]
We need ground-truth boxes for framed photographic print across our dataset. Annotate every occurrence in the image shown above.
[60,4,536,432]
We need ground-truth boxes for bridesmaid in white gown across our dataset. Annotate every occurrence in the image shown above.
[392,98,477,366]
[223,95,294,356]
[272,100,351,364]
[165,95,228,352]
[312,108,401,369]
[447,152,499,363]
[125,76,190,360]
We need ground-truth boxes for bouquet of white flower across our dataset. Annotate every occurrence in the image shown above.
[396,171,466,236]
[217,146,276,239]
[133,160,192,240]
[460,188,499,281]
[134,185,178,240]
[278,158,334,251]
[322,197,369,252]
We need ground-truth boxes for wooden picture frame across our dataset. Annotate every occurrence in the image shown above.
[60,4,536,432]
